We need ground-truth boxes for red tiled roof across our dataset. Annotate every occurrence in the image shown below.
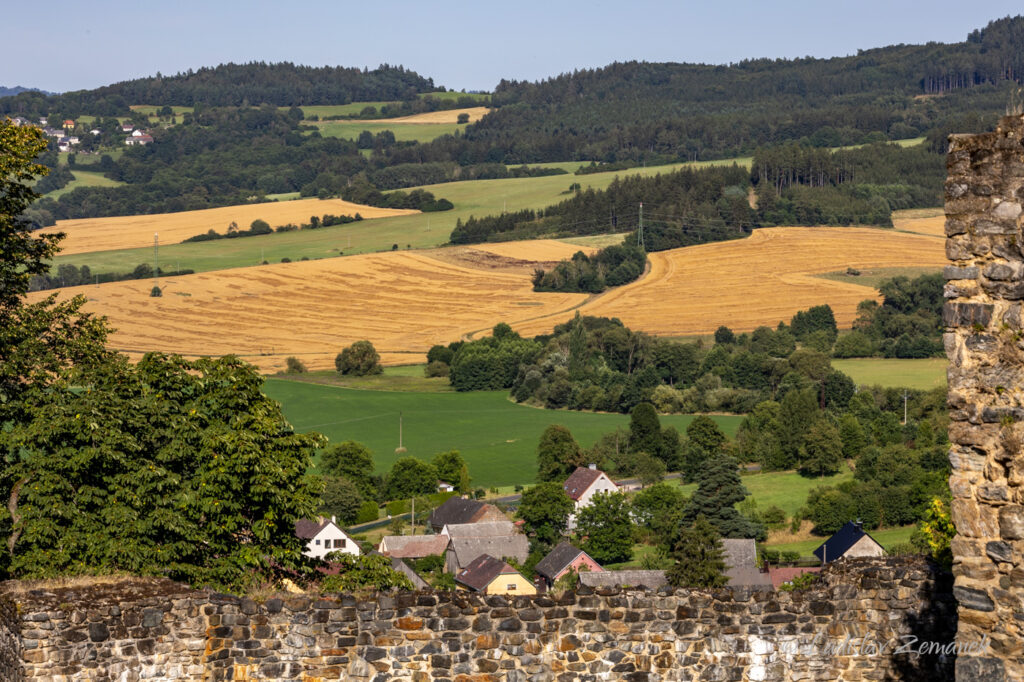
[768,566,822,590]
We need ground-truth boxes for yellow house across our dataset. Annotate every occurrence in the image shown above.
[455,554,537,596]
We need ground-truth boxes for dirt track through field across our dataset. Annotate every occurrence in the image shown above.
[32,228,945,371]
[41,199,417,256]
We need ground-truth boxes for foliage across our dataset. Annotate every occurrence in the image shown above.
[916,497,954,568]
[779,572,820,592]
[1,353,326,590]
[30,262,196,292]
[432,450,470,494]
[849,274,944,358]
[319,476,363,525]
[319,553,414,591]
[354,501,380,524]
[683,456,766,541]
[385,457,438,500]
[533,243,646,293]
[631,483,688,549]
[320,441,378,502]
[536,425,586,483]
[666,515,728,588]
[336,340,383,376]
[285,356,307,374]
[574,492,634,564]
[518,482,574,550]
[450,326,541,391]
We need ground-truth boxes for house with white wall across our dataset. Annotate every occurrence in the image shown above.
[294,517,361,560]
[563,465,619,530]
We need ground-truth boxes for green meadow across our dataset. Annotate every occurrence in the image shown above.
[763,525,916,558]
[305,119,465,143]
[831,358,947,390]
[816,265,941,290]
[46,170,125,200]
[676,468,855,519]
[262,378,743,488]
[51,158,749,274]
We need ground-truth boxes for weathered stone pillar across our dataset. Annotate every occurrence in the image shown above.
[945,113,1024,682]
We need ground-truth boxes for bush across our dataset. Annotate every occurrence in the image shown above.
[424,360,450,377]
[285,356,307,374]
[336,340,383,376]
[150,285,162,297]
[354,501,380,524]
[457,113,470,124]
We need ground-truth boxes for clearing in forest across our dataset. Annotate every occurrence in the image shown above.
[41,198,417,256]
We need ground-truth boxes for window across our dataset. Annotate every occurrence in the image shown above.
[315,539,320,546]
[336,539,346,548]
[507,584,516,591]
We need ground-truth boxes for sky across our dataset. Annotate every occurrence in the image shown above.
[4,1,1023,93]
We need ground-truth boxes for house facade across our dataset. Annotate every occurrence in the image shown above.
[455,554,536,596]
[563,465,619,530]
[294,517,361,560]
[813,521,885,563]
[534,542,603,589]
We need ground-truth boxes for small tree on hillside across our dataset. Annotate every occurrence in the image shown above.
[336,340,383,376]
[319,476,363,525]
[629,402,662,457]
[536,424,586,482]
[518,481,573,551]
[575,492,633,564]
[666,514,727,588]
[433,449,471,493]
[682,455,766,541]
[321,441,377,501]
[385,457,437,500]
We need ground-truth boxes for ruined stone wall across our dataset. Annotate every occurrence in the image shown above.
[0,557,952,681]
[945,113,1024,682]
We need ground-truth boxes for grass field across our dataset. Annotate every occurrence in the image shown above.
[292,93,490,120]
[33,241,595,372]
[764,525,916,558]
[677,468,855,519]
[49,158,741,273]
[45,170,125,200]
[831,358,947,390]
[305,120,465,143]
[514,226,947,339]
[130,105,194,116]
[43,198,416,258]
[815,265,941,289]
[262,378,742,487]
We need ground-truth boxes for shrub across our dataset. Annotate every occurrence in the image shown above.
[354,501,380,524]
[336,340,383,376]
[457,113,470,124]
[424,360,450,377]
[150,285,162,297]
[285,356,307,374]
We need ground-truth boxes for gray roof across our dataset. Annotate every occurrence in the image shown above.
[449,535,529,569]
[579,570,668,589]
[444,521,518,538]
[720,539,771,588]
[390,557,429,590]
[429,497,485,529]
[378,535,450,559]
[535,542,586,580]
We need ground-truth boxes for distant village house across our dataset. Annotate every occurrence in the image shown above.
[814,521,885,563]
[428,497,507,534]
[294,517,361,560]
[455,554,536,596]
[563,464,618,530]
[534,542,602,590]
[443,521,529,573]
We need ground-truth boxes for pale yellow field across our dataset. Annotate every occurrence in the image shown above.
[363,107,490,124]
[892,208,944,237]
[36,249,588,373]
[515,227,947,337]
[32,227,947,372]
[40,199,417,256]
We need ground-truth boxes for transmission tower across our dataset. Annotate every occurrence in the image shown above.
[636,202,645,251]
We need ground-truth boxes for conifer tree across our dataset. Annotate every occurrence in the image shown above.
[682,456,766,540]
[667,514,727,588]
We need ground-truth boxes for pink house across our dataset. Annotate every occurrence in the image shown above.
[534,541,603,590]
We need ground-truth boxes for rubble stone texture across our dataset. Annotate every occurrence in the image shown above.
[0,558,953,681]
[945,113,1024,682]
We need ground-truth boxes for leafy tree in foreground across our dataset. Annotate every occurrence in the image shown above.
[667,514,728,588]
[320,553,413,591]
[575,492,634,564]
[335,340,383,376]
[1,353,325,589]
[518,481,574,550]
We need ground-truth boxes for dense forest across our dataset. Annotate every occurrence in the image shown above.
[0,63,437,117]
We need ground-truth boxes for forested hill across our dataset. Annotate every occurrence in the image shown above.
[449,16,1024,163]
[0,63,437,117]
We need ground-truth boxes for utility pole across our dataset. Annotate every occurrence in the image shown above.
[903,390,910,425]
[154,233,159,288]
[637,202,645,250]
[411,496,415,535]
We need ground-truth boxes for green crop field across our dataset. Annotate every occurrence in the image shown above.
[51,157,748,274]
[275,365,454,392]
[831,358,947,390]
[292,93,490,120]
[676,468,855,519]
[46,170,125,200]
[130,105,194,116]
[304,120,465,144]
[763,525,916,558]
[262,378,743,488]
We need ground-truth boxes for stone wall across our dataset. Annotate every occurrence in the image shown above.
[945,113,1024,682]
[0,557,953,681]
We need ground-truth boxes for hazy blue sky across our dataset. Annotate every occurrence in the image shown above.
[4,1,1022,93]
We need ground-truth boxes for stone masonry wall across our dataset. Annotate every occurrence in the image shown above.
[1,557,953,681]
[945,113,1024,682]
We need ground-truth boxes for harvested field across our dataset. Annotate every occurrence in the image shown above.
[41,199,417,256]
[360,107,489,124]
[35,250,588,373]
[892,208,944,237]
[469,239,598,261]
[515,227,946,338]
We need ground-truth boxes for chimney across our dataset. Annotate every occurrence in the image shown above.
[588,463,597,470]
[331,515,336,525]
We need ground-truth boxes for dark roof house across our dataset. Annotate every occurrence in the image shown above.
[534,542,602,587]
[455,554,535,595]
[428,497,507,533]
[813,521,885,563]
[563,466,606,501]
[721,538,772,589]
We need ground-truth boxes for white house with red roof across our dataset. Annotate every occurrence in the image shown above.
[563,464,618,530]
[294,516,361,560]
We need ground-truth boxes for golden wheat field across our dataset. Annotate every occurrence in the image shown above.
[514,227,947,338]
[40,199,417,256]
[364,107,490,124]
[31,228,945,370]
[34,243,591,373]
[892,208,945,237]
